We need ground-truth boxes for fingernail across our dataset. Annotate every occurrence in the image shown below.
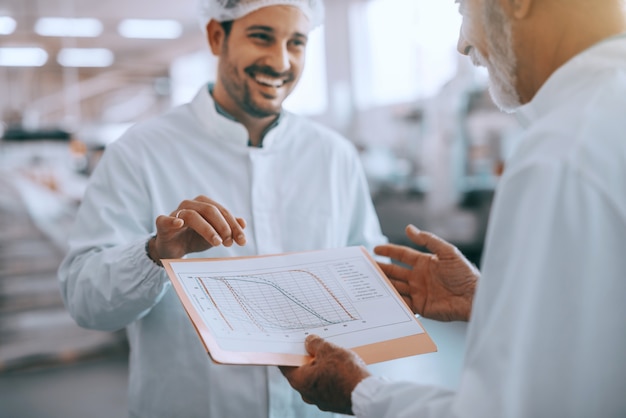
[236,234,245,242]
[212,236,222,246]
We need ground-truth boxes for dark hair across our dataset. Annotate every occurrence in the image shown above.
[220,20,234,37]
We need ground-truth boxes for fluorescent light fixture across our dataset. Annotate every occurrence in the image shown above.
[0,16,17,35]
[57,48,114,67]
[118,19,182,39]
[35,17,103,37]
[0,47,48,67]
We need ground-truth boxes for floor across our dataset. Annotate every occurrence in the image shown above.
[0,319,467,418]
[0,173,130,418]
[0,356,130,418]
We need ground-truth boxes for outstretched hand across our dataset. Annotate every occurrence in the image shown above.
[280,335,371,415]
[375,224,479,322]
[149,195,247,262]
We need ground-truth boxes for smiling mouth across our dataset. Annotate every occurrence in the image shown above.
[253,74,288,88]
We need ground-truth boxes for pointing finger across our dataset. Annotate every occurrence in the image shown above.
[405,224,457,257]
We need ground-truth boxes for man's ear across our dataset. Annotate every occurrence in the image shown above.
[508,0,533,19]
[207,19,226,55]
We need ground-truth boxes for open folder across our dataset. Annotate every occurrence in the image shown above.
[162,246,436,366]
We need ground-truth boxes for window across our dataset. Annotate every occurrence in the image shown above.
[170,51,217,107]
[283,26,328,115]
[349,0,463,109]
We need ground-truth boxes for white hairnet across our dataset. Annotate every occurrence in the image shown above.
[198,0,325,28]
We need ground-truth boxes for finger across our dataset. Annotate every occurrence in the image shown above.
[375,244,422,268]
[155,214,184,236]
[216,208,246,246]
[378,262,411,281]
[278,365,297,380]
[178,209,224,247]
[304,334,325,356]
[387,277,410,296]
[232,218,247,246]
[194,197,247,246]
[180,201,235,246]
[401,295,414,310]
[405,224,458,257]
[169,210,186,227]
[278,365,309,393]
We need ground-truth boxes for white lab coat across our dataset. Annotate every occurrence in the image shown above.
[353,34,626,418]
[58,85,387,418]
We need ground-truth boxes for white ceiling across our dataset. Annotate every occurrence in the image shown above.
[0,0,210,126]
[2,0,206,70]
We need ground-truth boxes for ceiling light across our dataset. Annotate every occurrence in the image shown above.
[57,48,114,67]
[35,17,103,37]
[118,19,182,39]
[0,47,48,67]
[0,16,16,35]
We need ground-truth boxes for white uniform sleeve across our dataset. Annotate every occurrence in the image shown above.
[456,151,626,418]
[58,138,169,331]
[352,376,456,418]
[353,135,626,417]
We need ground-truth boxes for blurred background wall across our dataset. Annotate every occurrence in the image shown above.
[0,0,520,416]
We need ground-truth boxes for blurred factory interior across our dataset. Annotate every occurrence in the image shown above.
[0,0,520,416]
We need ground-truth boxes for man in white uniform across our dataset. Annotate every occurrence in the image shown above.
[281,0,626,416]
[58,1,386,417]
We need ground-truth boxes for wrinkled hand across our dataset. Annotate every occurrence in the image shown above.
[280,335,371,415]
[374,224,479,322]
[150,195,247,261]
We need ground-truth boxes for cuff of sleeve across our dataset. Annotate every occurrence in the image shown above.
[144,234,163,267]
[134,235,167,280]
[352,376,389,417]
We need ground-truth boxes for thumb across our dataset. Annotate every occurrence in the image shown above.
[155,214,184,234]
[304,334,324,356]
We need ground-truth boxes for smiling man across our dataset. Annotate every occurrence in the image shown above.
[209,4,309,145]
[281,0,626,417]
[58,1,387,417]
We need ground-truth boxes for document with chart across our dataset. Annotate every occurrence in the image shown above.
[162,246,436,366]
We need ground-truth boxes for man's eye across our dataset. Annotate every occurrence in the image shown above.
[250,33,271,42]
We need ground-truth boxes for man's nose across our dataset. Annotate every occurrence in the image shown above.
[267,42,290,73]
[457,29,471,56]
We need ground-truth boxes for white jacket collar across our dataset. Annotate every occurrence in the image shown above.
[189,84,290,151]
[517,33,626,127]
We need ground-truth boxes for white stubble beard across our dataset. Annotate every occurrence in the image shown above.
[471,2,522,113]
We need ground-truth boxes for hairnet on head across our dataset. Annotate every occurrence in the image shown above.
[198,0,325,28]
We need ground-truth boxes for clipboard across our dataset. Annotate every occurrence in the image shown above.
[163,246,436,366]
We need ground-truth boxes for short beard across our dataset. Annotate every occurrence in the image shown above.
[218,41,283,119]
[238,82,281,119]
[475,0,521,112]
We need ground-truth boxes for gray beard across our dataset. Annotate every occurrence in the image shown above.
[478,1,522,112]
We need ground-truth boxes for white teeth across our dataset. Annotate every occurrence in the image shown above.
[254,74,286,88]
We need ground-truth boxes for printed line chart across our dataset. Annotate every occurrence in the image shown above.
[166,247,432,364]
[194,266,360,334]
